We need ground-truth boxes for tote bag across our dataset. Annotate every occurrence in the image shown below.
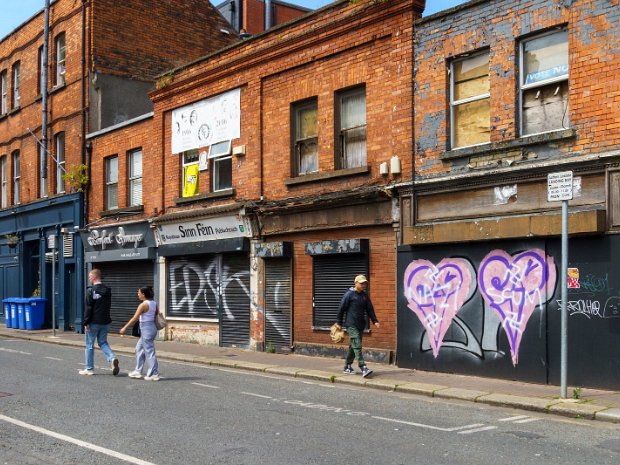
[155,309,167,330]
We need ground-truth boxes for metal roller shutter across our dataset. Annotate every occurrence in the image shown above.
[220,254,250,347]
[265,258,292,349]
[313,254,368,328]
[96,262,154,333]
[167,256,219,319]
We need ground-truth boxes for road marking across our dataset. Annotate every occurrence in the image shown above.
[514,417,540,424]
[45,356,63,361]
[373,416,486,432]
[458,425,498,435]
[0,347,32,355]
[0,414,157,465]
[192,382,220,389]
[240,392,272,399]
[498,415,530,422]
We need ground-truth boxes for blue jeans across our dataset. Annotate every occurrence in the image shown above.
[135,321,159,376]
[84,323,117,370]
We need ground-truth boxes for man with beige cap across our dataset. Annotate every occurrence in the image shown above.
[335,274,379,377]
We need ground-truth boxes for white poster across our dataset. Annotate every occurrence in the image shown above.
[154,215,252,246]
[171,88,241,154]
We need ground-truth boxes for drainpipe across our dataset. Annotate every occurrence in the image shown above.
[265,0,272,30]
[81,0,88,228]
[41,0,50,180]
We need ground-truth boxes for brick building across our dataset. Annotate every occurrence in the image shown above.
[103,0,418,357]
[0,0,237,331]
[216,0,310,35]
[398,0,620,389]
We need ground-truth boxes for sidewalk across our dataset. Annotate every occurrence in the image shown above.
[2,327,619,425]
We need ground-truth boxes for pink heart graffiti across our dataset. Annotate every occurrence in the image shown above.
[478,249,556,366]
[403,258,475,357]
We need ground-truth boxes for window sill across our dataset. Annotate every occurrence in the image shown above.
[35,94,42,102]
[99,205,144,218]
[174,188,234,205]
[285,165,370,186]
[0,113,6,122]
[8,107,21,116]
[49,83,66,95]
[440,128,576,160]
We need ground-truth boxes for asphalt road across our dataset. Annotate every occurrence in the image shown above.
[1,336,619,465]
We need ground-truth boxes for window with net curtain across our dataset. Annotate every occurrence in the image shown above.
[338,87,367,168]
[520,30,569,135]
[1,156,7,208]
[294,99,318,176]
[128,149,142,206]
[105,156,118,210]
[12,150,20,205]
[55,132,65,193]
[450,52,490,149]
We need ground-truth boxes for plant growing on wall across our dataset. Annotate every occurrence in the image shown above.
[62,164,89,192]
[4,233,18,248]
[156,71,175,90]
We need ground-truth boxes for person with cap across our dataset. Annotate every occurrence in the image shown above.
[335,274,379,377]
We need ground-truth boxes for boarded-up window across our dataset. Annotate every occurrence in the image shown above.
[520,30,569,135]
[450,52,490,149]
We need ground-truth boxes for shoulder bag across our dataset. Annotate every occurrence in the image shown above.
[155,306,167,330]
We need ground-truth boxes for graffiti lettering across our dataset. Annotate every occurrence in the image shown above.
[557,300,601,319]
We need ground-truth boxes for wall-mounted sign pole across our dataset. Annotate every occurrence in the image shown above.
[48,234,56,337]
[547,171,573,399]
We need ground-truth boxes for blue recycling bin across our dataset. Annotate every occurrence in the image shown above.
[16,298,27,330]
[2,299,11,328]
[9,299,18,328]
[25,298,46,330]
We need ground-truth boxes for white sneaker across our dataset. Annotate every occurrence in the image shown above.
[79,369,94,376]
[144,374,160,381]
[128,370,143,379]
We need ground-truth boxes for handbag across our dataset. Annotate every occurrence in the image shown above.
[131,322,141,338]
[155,307,167,330]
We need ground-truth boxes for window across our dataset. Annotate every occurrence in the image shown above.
[336,87,366,169]
[105,156,118,210]
[12,150,20,205]
[0,156,6,208]
[38,46,45,95]
[292,99,318,176]
[128,149,143,206]
[12,62,20,109]
[450,52,490,149]
[55,33,66,86]
[520,30,569,135]
[40,145,48,198]
[209,141,232,191]
[1,71,7,115]
[55,132,65,193]
[182,150,199,197]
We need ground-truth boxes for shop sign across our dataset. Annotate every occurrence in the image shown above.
[154,215,251,246]
[81,222,156,254]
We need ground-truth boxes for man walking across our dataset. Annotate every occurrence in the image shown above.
[335,274,379,378]
[79,268,120,376]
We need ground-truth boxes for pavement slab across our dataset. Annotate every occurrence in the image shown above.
[548,400,609,420]
[234,361,278,372]
[333,375,367,386]
[594,408,620,423]
[434,387,490,402]
[394,382,447,397]
[264,366,302,377]
[477,393,559,412]
[296,370,335,382]
[362,378,400,391]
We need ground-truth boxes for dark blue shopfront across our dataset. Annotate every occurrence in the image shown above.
[0,193,84,332]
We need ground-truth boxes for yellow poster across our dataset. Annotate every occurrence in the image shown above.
[183,164,199,197]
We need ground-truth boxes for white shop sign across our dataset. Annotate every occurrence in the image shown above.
[547,171,573,202]
[154,215,251,246]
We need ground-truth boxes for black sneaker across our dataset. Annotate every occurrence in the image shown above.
[111,358,120,376]
[343,365,354,374]
[361,366,373,378]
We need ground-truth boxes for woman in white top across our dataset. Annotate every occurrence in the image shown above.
[120,286,160,381]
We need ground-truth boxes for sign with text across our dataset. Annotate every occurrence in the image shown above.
[171,88,240,154]
[154,215,251,246]
[80,222,156,253]
[547,171,573,202]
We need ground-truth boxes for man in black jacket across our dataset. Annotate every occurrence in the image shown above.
[79,268,119,376]
[335,274,379,378]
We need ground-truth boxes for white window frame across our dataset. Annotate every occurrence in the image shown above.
[12,62,20,109]
[519,29,569,136]
[55,132,65,193]
[1,71,7,115]
[55,33,66,86]
[293,99,319,176]
[337,86,367,169]
[105,156,118,210]
[1,156,7,208]
[128,148,143,206]
[449,51,490,149]
[40,145,48,198]
[12,151,20,205]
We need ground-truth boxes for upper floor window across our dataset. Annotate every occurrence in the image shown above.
[105,156,118,210]
[1,71,7,115]
[336,86,367,169]
[520,30,569,136]
[40,144,48,198]
[209,141,232,191]
[12,62,20,109]
[292,99,318,176]
[450,52,490,149]
[38,46,45,95]
[55,33,66,86]
[0,156,7,208]
[182,150,199,197]
[55,132,65,193]
[12,150,20,205]
[128,149,143,206]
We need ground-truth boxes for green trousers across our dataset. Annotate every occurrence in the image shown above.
[345,326,365,368]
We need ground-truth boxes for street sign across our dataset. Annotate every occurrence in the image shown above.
[547,171,573,202]
[47,235,56,249]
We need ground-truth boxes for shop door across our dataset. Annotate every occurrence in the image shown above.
[219,254,250,347]
[264,258,292,350]
[97,262,154,333]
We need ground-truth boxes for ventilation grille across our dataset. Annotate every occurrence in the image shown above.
[63,234,73,258]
